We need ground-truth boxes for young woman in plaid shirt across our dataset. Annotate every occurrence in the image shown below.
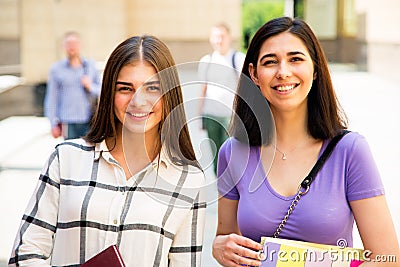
[9,35,206,267]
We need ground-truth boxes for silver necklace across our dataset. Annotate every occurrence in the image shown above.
[274,146,287,160]
[274,136,314,160]
[274,138,314,160]
[274,145,300,160]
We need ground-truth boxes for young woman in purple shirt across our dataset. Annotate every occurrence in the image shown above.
[212,17,399,267]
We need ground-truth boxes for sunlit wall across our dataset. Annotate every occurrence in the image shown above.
[2,0,241,83]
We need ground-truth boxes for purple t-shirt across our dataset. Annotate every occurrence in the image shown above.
[217,132,384,247]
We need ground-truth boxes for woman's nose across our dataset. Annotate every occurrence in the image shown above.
[129,88,146,106]
[276,62,291,79]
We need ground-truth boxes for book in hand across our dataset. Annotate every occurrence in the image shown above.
[80,245,126,267]
[259,237,365,267]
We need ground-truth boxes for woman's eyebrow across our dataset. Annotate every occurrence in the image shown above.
[144,81,160,86]
[116,81,132,86]
[259,51,306,62]
[259,53,276,62]
[116,81,160,86]
[287,51,306,56]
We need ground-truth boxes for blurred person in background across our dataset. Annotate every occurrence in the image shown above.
[198,23,245,175]
[44,31,101,140]
[9,35,206,266]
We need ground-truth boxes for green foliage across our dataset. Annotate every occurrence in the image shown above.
[241,0,285,50]
[294,0,304,19]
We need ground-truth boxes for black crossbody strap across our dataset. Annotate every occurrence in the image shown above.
[300,130,350,189]
[271,130,350,238]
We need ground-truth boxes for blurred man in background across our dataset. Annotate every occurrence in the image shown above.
[44,31,101,140]
[198,23,245,175]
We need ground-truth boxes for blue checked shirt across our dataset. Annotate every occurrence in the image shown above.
[44,58,101,128]
[9,139,206,266]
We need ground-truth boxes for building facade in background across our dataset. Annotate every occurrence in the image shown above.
[303,0,399,82]
[0,0,242,83]
[0,0,399,84]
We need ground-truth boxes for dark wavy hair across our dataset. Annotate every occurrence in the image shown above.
[84,35,200,169]
[231,17,347,146]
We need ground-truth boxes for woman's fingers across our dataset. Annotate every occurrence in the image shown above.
[234,234,263,253]
[213,234,263,266]
[232,252,262,266]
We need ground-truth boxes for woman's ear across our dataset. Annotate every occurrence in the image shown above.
[248,63,259,85]
[313,72,317,80]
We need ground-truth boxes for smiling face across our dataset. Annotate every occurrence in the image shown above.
[114,61,163,137]
[249,31,315,114]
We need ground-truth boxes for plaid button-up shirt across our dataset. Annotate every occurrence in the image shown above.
[9,139,206,266]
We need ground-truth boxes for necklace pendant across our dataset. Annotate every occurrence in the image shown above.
[282,153,287,160]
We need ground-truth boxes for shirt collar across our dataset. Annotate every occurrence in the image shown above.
[152,147,170,169]
[63,57,87,67]
[212,48,235,57]
[94,140,170,169]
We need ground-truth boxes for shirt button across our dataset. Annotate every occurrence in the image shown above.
[113,219,118,225]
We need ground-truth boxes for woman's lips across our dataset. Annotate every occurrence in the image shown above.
[272,83,299,92]
[126,111,151,121]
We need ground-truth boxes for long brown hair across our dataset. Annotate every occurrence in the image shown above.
[231,17,347,146]
[84,35,200,169]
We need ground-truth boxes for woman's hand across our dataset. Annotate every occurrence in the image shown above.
[212,233,263,267]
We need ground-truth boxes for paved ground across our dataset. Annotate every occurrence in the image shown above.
[0,65,399,266]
